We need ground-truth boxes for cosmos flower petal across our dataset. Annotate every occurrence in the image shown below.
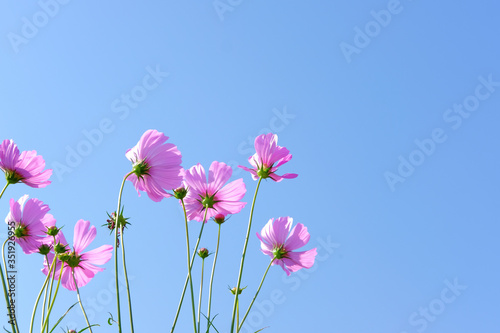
[275,260,292,276]
[60,266,74,290]
[262,217,291,246]
[0,140,51,188]
[22,198,50,229]
[0,140,20,170]
[6,197,23,224]
[42,220,111,291]
[213,201,247,217]
[257,217,316,275]
[73,220,96,254]
[285,223,311,251]
[216,178,246,202]
[239,133,297,182]
[208,161,232,193]
[183,162,247,222]
[282,248,317,270]
[81,245,113,265]
[238,165,259,180]
[184,164,207,193]
[5,195,53,254]
[254,133,276,166]
[126,130,183,202]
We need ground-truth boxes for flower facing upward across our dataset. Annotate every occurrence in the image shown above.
[42,219,113,291]
[0,139,52,188]
[256,217,317,276]
[183,161,246,222]
[5,195,56,254]
[125,129,183,202]
[239,133,298,182]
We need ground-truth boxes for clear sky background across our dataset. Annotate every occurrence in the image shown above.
[0,0,499,332]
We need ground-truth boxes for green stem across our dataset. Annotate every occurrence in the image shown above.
[2,238,18,333]
[237,259,275,331]
[120,228,134,333]
[230,177,262,332]
[45,238,59,333]
[0,183,9,200]
[206,223,221,332]
[72,269,93,333]
[41,263,64,332]
[31,255,57,333]
[181,200,198,333]
[197,258,205,333]
[40,255,50,333]
[114,171,133,333]
[237,299,240,332]
[170,211,208,333]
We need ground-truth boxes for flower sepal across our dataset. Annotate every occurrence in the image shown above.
[104,208,130,233]
[54,242,69,254]
[173,186,188,200]
[46,226,60,237]
[5,170,23,185]
[14,225,28,238]
[131,159,150,179]
[38,244,51,255]
[198,247,210,259]
[228,286,247,295]
[272,245,287,260]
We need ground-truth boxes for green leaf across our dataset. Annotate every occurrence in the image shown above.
[49,302,79,333]
[77,324,99,333]
[201,313,220,333]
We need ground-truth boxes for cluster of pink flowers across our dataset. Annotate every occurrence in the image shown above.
[127,130,315,275]
[0,130,317,332]
[0,141,112,288]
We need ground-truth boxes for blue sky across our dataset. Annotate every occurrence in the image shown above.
[0,0,499,332]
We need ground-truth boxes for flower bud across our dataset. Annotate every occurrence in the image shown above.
[58,253,70,262]
[46,226,59,237]
[173,186,188,199]
[68,330,76,333]
[38,244,51,255]
[198,248,209,259]
[105,210,130,232]
[229,286,246,295]
[54,242,68,254]
[213,213,226,224]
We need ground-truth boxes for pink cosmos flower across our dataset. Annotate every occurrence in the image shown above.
[183,161,246,222]
[5,195,56,254]
[256,217,317,276]
[42,219,113,291]
[239,133,297,182]
[125,129,183,202]
[0,139,52,188]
